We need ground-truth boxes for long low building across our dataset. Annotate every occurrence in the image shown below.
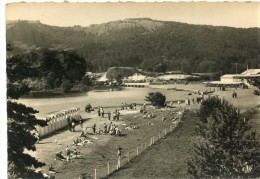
[203,69,260,87]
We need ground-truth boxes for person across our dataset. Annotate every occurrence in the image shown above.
[55,151,66,161]
[80,131,87,138]
[162,116,166,122]
[102,110,105,118]
[117,146,122,169]
[113,112,116,120]
[143,102,146,110]
[66,146,71,162]
[177,100,181,107]
[85,104,91,113]
[97,127,103,135]
[72,149,84,158]
[115,125,120,136]
[133,103,136,109]
[98,107,101,117]
[104,123,108,134]
[92,124,96,134]
[49,165,56,174]
[67,116,72,132]
[116,111,120,120]
[170,101,173,106]
[73,138,84,146]
[79,117,84,131]
[71,118,76,132]
[107,111,111,120]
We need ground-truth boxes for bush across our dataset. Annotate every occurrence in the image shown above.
[61,79,73,93]
[253,90,260,96]
[145,92,166,107]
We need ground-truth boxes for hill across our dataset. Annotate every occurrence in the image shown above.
[6,18,260,74]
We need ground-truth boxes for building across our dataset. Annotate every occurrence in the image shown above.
[220,74,242,83]
[203,69,260,87]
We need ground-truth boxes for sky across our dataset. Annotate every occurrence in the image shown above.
[5,2,260,28]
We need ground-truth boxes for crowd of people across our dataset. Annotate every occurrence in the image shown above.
[92,122,122,136]
[121,102,137,110]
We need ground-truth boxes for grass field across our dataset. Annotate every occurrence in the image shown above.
[33,107,189,179]
[107,110,198,179]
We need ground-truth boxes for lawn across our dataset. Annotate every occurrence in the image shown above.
[108,110,198,179]
[34,107,186,179]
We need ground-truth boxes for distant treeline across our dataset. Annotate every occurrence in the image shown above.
[6,19,260,74]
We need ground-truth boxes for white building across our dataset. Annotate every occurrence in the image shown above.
[203,69,260,87]
[220,74,242,83]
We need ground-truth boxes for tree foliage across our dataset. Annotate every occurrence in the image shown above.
[7,46,48,178]
[145,92,166,107]
[9,49,87,91]
[188,97,259,178]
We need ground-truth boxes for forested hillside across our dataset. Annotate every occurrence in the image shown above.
[6,18,260,74]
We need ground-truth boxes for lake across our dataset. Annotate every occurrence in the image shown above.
[19,86,197,118]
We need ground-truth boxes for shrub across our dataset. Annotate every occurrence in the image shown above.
[145,92,166,107]
[253,90,260,96]
[61,79,73,93]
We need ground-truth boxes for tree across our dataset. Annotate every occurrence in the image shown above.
[7,46,48,178]
[188,97,259,178]
[62,50,86,82]
[145,92,166,107]
[61,79,73,93]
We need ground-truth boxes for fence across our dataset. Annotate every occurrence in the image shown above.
[79,107,185,179]
[36,107,80,138]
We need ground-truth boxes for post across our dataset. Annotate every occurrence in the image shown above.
[127,152,130,163]
[107,162,110,175]
[137,146,139,155]
[151,137,153,145]
[94,168,97,179]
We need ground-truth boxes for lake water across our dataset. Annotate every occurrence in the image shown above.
[19,86,195,118]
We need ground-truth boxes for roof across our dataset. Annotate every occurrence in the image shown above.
[97,73,108,82]
[221,74,238,78]
[126,73,147,81]
[241,69,260,75]
[203,81,242,85]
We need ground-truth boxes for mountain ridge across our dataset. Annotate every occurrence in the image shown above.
[6,18,260,73]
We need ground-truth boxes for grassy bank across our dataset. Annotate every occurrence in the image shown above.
[108,110,198,178]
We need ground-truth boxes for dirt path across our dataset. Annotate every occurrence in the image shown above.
[108,110,198,179]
